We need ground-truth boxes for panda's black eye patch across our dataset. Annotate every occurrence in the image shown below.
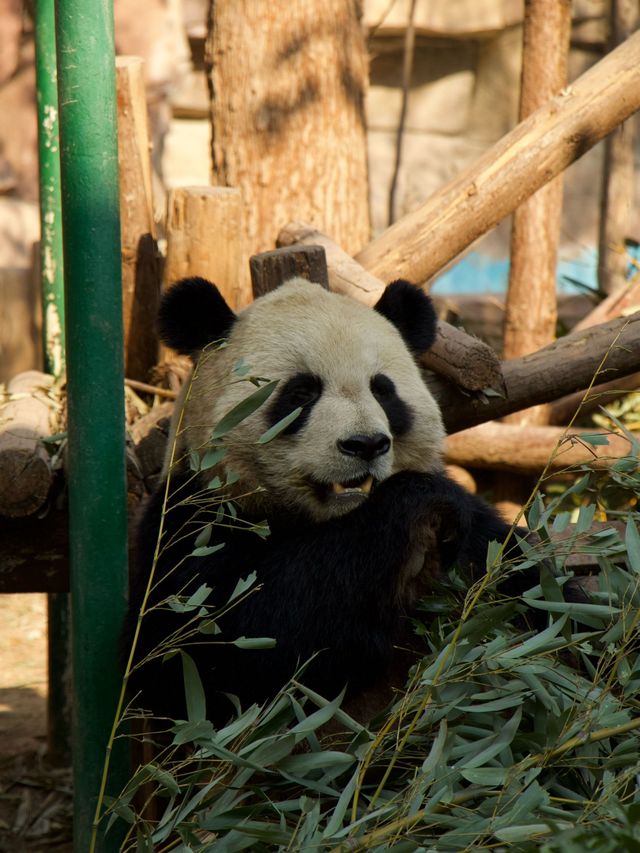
[371,373,413,436]
[266,373,323,436]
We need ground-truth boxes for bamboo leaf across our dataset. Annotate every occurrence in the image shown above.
[180,651,206,722]
[257,406,303,444]
[625,516,640,573]
[228,572,257,603]
[579,432,609,446]
[211,380,279,439]
[194,523,212,548]
[191,543,225,558]
[201,446,225,469]
[459,707,522,769]
[499,614,568,660]
[233,635,277,649]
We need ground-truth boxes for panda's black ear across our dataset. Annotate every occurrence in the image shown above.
[374,280,438,355]
[158,277,237,356]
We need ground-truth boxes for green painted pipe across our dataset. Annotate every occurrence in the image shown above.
[54,1,129,849]
[35,0,71,770]
[35,0,65,376]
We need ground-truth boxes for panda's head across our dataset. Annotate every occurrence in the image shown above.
[161,277,445,522]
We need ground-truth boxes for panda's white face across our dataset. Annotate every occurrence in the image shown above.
[172,279,445,523]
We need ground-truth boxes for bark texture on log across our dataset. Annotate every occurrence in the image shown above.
[598,0,638,295]
[550,372,640,425]
[205,0,370,258]
[573,277,640,333]
[355,30,640,285]
[0,371,58,517]
[431,311,640,433]
[446,421,636,474]
[116,56,161,382]
[278,221,384,305]
[277,221,504,393]
[163,186,249,309]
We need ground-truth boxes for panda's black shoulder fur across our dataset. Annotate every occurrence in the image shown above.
[374,279,438,355]
[158,276,236,355]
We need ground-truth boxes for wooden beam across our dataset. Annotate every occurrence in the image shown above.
[446,421,635,474]
[355,30,640,285]
[431,311,640,433]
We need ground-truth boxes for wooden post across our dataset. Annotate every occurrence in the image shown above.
[354,30,640,286]
[502,0,571,431]
[598,0,638,295]
[116,56,161,381]
[250,245,329,298]
[163,185,250,309]
[503,0,570,360]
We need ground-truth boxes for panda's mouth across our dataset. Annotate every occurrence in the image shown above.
[331,474,374,498]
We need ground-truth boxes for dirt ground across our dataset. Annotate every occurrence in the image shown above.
[0,594,72,851]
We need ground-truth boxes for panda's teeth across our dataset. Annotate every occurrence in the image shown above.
[332,475,374,496]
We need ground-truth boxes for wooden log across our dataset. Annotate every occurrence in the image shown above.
[277,221,504,393]
[250,245,329,298]
[549,278,640,423]
[0,371,58,517]
[163,185,250,310]
[573,277,640,332]
[431,311,640,433]
[598,0,638,295]
[278,220,385,305]
[502,0,570,427]
[446,421,635,474]
[355,30,640,285]
[116,56,161,382]
[549,372,640,425]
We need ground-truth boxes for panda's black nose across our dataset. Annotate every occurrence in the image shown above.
[337,433,391,461]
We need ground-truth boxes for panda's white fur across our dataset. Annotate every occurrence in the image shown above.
[167,277,445,522]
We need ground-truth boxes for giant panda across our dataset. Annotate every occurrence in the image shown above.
[126,276,534,722]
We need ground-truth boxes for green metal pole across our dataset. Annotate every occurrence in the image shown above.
[36,0,65,376]
[34,0,72,769]
[54,2,129,850]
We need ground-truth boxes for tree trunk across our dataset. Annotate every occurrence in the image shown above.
[598,0,638,296]
[205,0,370,259]
[502,0,571,377]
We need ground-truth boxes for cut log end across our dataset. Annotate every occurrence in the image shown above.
[0,444,52,517]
